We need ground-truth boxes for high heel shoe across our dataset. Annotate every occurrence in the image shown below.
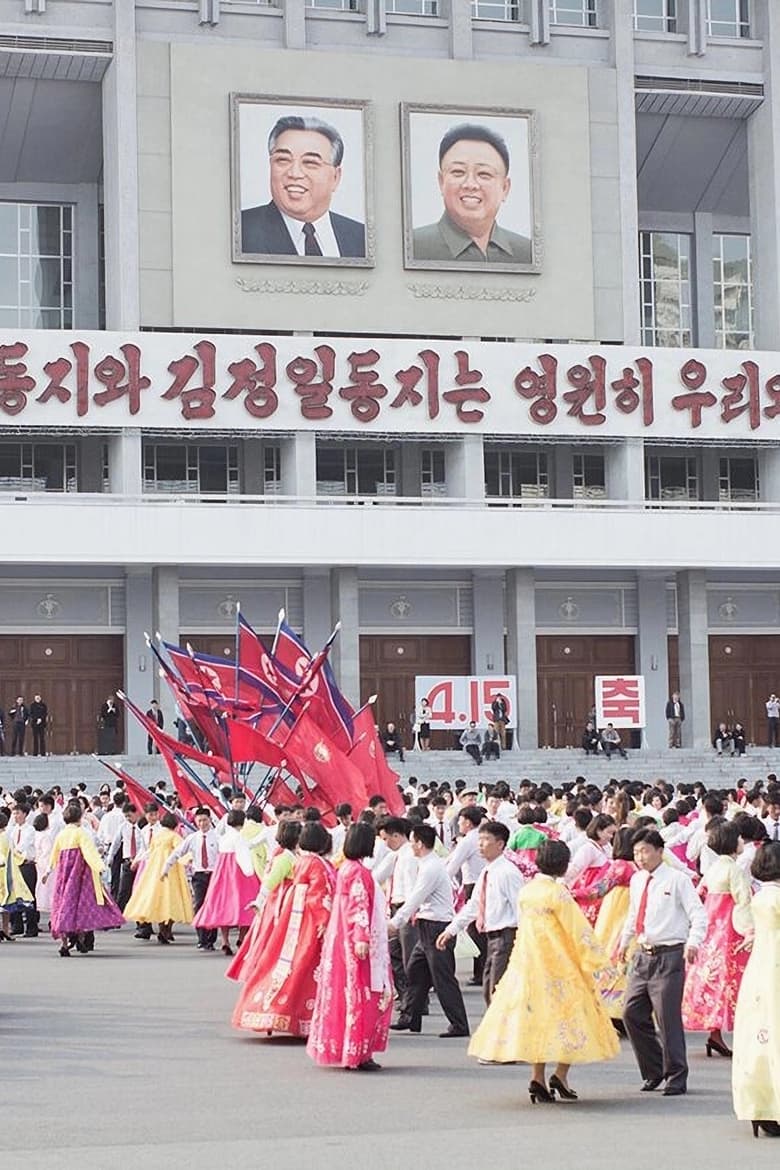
[549,1074,578,1101]
[752,1120,780,1138]
[222,943,234,956]
[58,944,70,957]
[706,1037,732,1058]
[528,1080,555,1104]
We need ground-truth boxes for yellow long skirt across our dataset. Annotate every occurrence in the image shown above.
[124,829,193,925]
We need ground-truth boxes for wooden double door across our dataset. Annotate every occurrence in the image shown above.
[536,635,637,748]
[0,635,124,755]
[709,634,780,746]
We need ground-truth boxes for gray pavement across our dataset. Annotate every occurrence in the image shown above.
[1,927,775,1170]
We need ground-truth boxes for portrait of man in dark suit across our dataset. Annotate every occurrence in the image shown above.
[238,112,367,262]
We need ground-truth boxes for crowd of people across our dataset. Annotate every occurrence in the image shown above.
[2,769,779,1136]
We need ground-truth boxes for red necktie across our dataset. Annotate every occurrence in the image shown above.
[201,834,209,870]
[635,873,654,937]
[129,826,137,859]
[476,870,488,933]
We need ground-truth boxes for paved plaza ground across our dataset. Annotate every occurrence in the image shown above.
[1,927,775,1170]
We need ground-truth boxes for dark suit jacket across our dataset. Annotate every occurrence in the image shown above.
[665,701,685,721]
[240,201,366,259]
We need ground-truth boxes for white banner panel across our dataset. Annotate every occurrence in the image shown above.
[595,674,646,729]
[1,329,780,441]
[415,674,517,729]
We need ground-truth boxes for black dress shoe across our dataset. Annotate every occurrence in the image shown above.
[662,1086,686,1097]
[641,1077,664,1092]
[438,1028,470,1038]
[389,1019,421,1033]
[357,1059,382,1071]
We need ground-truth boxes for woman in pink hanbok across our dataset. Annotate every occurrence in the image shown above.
[682,820,753,1058]
[567,814,617,925]
[307,822,393,1072]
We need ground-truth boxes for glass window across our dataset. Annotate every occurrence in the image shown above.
[0,443,76,492]
[143,444,238,494]
[572,452,606,499]
[386,0,438,13]
[719,456,758,502]
[421,448,447,496]
[0,203,73,329]
[316,445,397,496]
[485,448,549,499]
[645,454,699,501]
[639,231,693,347]
[472,0,524,20]
[549,0,597,27]
[707,0,749,38]
[307,0,359,8]
[264,446,282,494]
[713,234,753,350]
[634,0,676,30]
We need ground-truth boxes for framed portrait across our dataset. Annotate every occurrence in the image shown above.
[401,103,541,274]
[230,94,374,267]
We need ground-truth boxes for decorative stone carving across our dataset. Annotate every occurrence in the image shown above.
[406,283,537,302]
[36,593,61,619]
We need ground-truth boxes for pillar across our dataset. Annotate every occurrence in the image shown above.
[610,0,641,343]
[399,444,422,497]
[124,568,154,755]
[331,567,360,706]
[676,569,711,750]
[79,437,105,492]
[758,448,780,502]
[747,1,780,349]
[446,435,484,499]
[505,567,538,749]
[102,0,140,329]
[472,571,505,676]
[635,572,670,750]
[153,567,180,731]
[109,430,142,495]
[552,445,574,499]
[606,438,645,500]
[700,448,720,502]
[281,432,316,497]
[243,437,265,494]
[302,568,332,653]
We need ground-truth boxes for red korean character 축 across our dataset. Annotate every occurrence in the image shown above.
[38,341,90,416]
[599,677,642,725]
[224,343,279,419]
[0,342,34,416]
[671,359,717,428]
[514,354,558,425]
[338,349,387,423]
[720,361,760,431]
[610,358,654,426]
[562,356,607,426]
[391,349,441,420]
[442,351,490,424]
[92,344,150,415]
[163,340,217,420]
[286,345,335,420]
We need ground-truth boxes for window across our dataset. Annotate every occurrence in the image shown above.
[640,232,693,347]
[549,0,597,27]
[0,443,77,492]
[713,234,753,350]
[386,0,438,13]
[485,448,549,499]
[421,448,447,497]
[707,0,749,38]
[264,446,282,494]
[645,454,699,501]
[0,203,73,329]
[316,445,397,496]
[143,444,239,494]
[719,456,758,502]
[307,0,359,8]
[634,0,676,31]
[472,0,524,20]
[573,452,606,499]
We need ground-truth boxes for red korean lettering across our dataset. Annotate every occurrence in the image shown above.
[442,351,490,424]
[764,373,780,420]
[38,342,90,416]
[514,354,557,424]
[671,359,717,428]
[562,356,607,426]
[286,345,335,420]
[599,677,642,725]
[224,343,279,419]
[391,350,440,420]
[610,358,654,427]
[92,344,150,415]
[0,342,34,416]
[338,349,387,423]
[163,340,217,420]
[720,360,760,430]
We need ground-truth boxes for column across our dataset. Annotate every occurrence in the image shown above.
[758,448,780,502]
[552,445,573,499]
[609,0,641,343]
[446,435,484,499]
[748,2,780,349]
[676,569,711,749]
[102,0,140,329]
[693,212,715,348]
[505,567,538,749]
[330,568,360,706]
[153,567,180,732]
[302,568,332,652]
[471,571,505,676]
[448,0,473,60]
[606,438,645,500]
[700,448,720,501]
[281,432,316,497]
[283,0,306,49]
[635,572,670,750]
[243,437,265,494]
[79,437,104,492]
[124,568,154,755]
[399,444,421,497]
[108,430,142,495]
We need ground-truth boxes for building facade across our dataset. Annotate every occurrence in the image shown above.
[0,0,779,754]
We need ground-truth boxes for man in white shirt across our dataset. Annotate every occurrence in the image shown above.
[375,817,419,999]
[107,803,144,912]
[97,791,128,898]
[619,828,707,1097]
[7,803,38,936]
[163,807,219,950]
[445,806,487,984]
[437,820,523,1005]
[389,823,469,1038]
[329,802,353,858]
[428,797,457,850]
[762,790,780,841]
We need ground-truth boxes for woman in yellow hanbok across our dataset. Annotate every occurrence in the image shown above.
[469,838,620,1104]
[732,841,780,1139]
[0,815,34,941]
[124,812,193,944]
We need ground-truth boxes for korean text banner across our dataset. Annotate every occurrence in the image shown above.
[595,675,646,729]
[415,675,517,729]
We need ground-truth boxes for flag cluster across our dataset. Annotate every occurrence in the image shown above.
[111,609,404,822]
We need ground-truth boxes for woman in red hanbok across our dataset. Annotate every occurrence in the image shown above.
[232,821,335,1037]
[226,818,301,985]
[307,823,393,1072]
[567,814,617,925]
[682,820,753,1058]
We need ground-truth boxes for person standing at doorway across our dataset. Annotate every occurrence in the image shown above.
[29,694,48,756]
[491,693,509,751]
[665,692,685,749]
[145,699,164,754]
[767,694,780,749]
[9,697,29,756]
[98,696,120,754]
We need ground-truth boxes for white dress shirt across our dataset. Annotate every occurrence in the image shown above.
[374,841,419,905]
[620,862,707,949]
[390,851,455,927]
[108,821,144,864]
[445,827,486,886]
[98,806,126,847]
[428,816,456,849]
[279,209,341,258]
[163,829,219,875]
[762,816,780,842]
[444,853,524,936]
[7,822,35,861]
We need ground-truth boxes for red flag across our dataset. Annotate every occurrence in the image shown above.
[348,705,404,814]
[266,771,301,809]
[279,710,369,816]
[225,719,288,770]
[168,764,224,818]
[96,760,197,830]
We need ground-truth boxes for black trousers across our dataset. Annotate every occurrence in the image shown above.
[11,861,38,936]
[769,717,779,748]
[191,871,217,947]
[109,851,123,902]
[464,744,482,765]
[389,903,419,996]
[11,724,25,755]
[462,882,487,980]
[483,928,516,1006]
[482,743,500,761]
[32,725,46,755]
[624,945,688,1092]
[117,860,136,912]
[401,918,469,1034]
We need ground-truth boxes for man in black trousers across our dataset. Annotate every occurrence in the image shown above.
[9,697,28,755]
[388,823,469,1038]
